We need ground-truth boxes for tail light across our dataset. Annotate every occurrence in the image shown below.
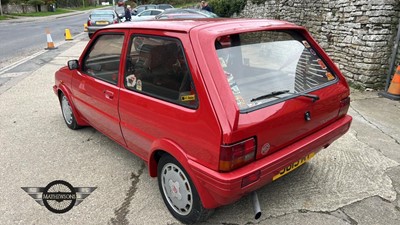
[87,20,91,26]
[338,97,350,118]
[219,138,256,172]
[114,20,119,24]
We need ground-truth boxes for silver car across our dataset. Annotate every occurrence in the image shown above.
[87,10,120,38]
[131,9,164,22]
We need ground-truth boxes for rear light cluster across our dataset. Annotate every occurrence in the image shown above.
[338,97,350,118]
[87,20,91,26]
[114,20,119,24]
[219,138,256,172]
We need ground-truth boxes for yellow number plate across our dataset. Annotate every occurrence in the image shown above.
[96,21,109,25]
[272,152,315,181]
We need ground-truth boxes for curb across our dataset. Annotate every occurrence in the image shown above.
[0,7,111,24]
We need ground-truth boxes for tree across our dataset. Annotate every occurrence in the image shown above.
[27,0,45,12]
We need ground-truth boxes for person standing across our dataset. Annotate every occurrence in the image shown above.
[201,1,212,12]
[125,5,132,21]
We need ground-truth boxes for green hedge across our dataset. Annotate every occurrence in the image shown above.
[207,0,246,17]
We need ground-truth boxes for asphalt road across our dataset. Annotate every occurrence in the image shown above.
[0,11,89,70]
[0,21,399,225]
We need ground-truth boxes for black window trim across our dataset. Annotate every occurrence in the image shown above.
[81,32,125,86]
[123,33,199,109]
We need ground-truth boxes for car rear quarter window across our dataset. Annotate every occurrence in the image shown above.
[215,31,337,111]
[124,35,198,108]
[82,34,124,85]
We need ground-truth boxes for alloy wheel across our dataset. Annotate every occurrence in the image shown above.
[161,162,193,216]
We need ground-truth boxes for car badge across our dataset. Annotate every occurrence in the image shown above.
[261,143,270,155]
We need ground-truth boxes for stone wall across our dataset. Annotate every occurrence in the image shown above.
[240,0,400,89]
[2,4,49,14]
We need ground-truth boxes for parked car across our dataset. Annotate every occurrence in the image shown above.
[131,9,164,22]
[54,19,352,223]
[132,4,157,16]
[115,6,126,21]
[157,4,174,10]
[155,13,208,20]
[87,10,120,38]
[155,8,219,19]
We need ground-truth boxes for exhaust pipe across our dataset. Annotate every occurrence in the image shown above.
[251,191,262,220]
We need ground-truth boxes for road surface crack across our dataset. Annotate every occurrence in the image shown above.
[330,209,358,225]
[350,105,400,146]
[237,208,360,224]
[109,163,145,225]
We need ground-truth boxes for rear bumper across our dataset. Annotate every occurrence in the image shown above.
[87,26,106,34]
[189,115,352,209]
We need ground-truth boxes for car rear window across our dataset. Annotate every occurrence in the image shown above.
[215,31,337,111]
[91,10,114,16]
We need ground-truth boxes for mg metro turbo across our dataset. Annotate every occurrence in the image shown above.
[53,18,352,223]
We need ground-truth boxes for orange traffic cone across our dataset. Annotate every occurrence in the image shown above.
[380,65,400,100]
[45,29,57,50]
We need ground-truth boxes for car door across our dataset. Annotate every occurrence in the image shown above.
[118,33,221,165]
[72,33,126,145]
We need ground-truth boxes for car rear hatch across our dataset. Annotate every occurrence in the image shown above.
[90,14,114,26]
[211,28,351,166]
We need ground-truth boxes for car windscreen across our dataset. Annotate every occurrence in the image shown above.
[215,31,337,110]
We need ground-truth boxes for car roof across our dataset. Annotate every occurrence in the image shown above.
[157,13,208,19]
[139,9,164,13]
[137,4,157,9]
[107,18,299,34]
[160,9,218,18]
[91,9,115,14]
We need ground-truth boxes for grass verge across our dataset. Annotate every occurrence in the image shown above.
[7,5,107,17]
[0,15,19,20]
[10,8,73,17]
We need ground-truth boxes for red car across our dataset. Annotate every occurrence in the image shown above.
[53,18,352,223]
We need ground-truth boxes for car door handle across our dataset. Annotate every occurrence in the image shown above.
[104,90,114,100]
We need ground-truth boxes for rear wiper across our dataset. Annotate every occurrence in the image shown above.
[250,90,319,102]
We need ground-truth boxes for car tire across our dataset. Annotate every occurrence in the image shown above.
[60,92,80,130]
[157,154,213,224]
[88,33,93,39]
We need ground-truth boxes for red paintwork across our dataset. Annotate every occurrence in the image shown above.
[54,18,352,209]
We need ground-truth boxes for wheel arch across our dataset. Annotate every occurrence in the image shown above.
[148,139,216,209]
[57,86,88,127]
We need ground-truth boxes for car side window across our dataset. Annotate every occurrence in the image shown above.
[141,11,151,16]
[125,35,198,108]
[151,10,161,15]
[82,34,124,85]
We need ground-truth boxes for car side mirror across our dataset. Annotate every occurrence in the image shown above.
[68,60,79,70]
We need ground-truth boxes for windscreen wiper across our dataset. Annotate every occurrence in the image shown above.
[250,90,319,102]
